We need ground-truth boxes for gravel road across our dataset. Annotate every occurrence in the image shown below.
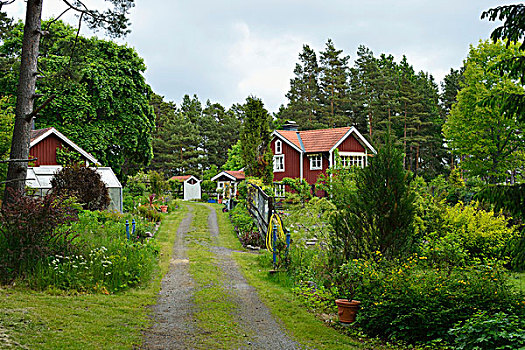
[141,204,302,349]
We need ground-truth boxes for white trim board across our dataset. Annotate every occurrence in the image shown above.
[31,128,100,165]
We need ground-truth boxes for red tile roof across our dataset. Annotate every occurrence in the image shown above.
[30,128,53,142]
[170,175,192,182]
[275,130,302,150]
[225,170,245,180]
[277,127,353,153]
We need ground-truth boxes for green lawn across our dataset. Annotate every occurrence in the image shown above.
[0,204,187,350]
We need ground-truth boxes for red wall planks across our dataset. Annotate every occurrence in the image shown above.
[337,134,365,152]
[29,135,63,166]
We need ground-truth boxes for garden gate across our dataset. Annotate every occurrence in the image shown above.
[246,182,274,238]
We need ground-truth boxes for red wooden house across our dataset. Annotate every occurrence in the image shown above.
[271,124,376,197]
[30,127,99,166]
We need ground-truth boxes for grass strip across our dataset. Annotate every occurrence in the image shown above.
[185,204,248,349]
[0,204,187,350]
[232,251,366,350]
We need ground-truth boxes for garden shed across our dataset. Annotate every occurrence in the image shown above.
[211,170,245,202]
[25,165,123,212]
[170,175,201,201]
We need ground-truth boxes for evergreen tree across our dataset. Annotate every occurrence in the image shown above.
[329,135,415,261]
[319,39,351,127]
[348,46,380,137]
[239,96,273,184]
[149,93,201,177]
[282,44,323,130]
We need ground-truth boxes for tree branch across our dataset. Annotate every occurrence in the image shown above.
[0,0,16,11]
[25,94,56,121]
[44,7,72,32]
[0,158,37,163]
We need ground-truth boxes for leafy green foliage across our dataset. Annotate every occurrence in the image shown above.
[51,164,110,211]
[340,256,523,344]
[0,20,155,177]
[482,4,525,123]
[281,177,312,205]
[0,192,79,283]
[55,147,83,167]
[222,139,244,171]
[419,202,518,266]
[228,203,263,248]
[0,95,14,195]
[443,40,525,184]
[449,311,525,350]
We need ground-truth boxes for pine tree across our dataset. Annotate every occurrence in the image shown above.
[319,39,351,128]
[283,44,323,130]
[348,46,381,137]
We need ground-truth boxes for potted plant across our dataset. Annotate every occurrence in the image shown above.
[335,269,361,323]
[159,196,168,213]
[335,298,361,323]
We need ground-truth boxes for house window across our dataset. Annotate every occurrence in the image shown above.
[310,155,322,170]
[275,140,282,154]
[274,154,285,172]
[274,183,285,198]
[341,155,365,168]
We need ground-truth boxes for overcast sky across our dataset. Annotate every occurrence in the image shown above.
[4,1,519,112]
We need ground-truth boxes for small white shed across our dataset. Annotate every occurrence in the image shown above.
[170,175,201,201]
[26,165,123,212]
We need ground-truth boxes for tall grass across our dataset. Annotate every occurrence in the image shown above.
[21,209,161,293]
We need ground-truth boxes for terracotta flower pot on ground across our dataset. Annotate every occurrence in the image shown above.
[335,299,361,323]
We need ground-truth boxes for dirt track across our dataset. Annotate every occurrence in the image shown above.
[141,204,301,349]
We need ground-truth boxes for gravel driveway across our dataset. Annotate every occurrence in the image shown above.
[141,204,302,349]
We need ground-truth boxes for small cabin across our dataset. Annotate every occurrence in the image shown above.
[211,170,245,202]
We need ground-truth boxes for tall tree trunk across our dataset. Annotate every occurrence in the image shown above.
[3,0,43,206]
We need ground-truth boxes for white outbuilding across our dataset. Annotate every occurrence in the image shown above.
[170,175,201,201]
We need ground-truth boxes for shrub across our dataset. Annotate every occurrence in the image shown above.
[339,256,524,344]
[449,311,525,350]
[0,192,79,282]
[136,205,162,222]
[420,202,518,266]
[51,164,110,211]
[229,203,263,248]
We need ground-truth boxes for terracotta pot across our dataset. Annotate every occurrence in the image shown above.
[335,299,361,323]
[160,205,168,213]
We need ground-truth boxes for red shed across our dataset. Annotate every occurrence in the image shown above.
[271,125,376,197]
[30,127,99,166]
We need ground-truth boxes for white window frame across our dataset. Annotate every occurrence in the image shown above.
[339,152,367,168]
[274,183,285,198]
[309,155,322,170]
[273,154,285,172]
[275,140,282,154]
